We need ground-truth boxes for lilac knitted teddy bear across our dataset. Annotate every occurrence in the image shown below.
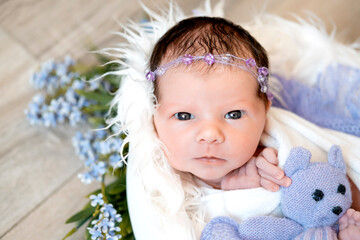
[201,145,352,240]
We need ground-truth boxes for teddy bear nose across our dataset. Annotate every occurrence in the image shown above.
[332,206,343,215]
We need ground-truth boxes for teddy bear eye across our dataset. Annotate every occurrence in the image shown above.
[312,189,324,202]
[337,184,346,195]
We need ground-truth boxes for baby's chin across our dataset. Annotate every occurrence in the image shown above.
[192,173,224,189]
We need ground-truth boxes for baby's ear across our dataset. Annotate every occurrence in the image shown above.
[284,147,312,176]
[328,145,346,174]
[266,100,272,112]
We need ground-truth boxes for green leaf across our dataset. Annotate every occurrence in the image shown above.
[122,234,135,240]
[63,211,95,240]
[72,64,98,76]
[65,206,96,224]
[87,117,106,127]
[82,104,110,113]
[76,90,113,105]
[105,174,126,195]
[62,227,77,240]
[108,183,126,195]
[104,74,121,85]
[119,212,133,236]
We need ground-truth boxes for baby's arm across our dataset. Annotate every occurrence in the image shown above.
[220,147,291,191]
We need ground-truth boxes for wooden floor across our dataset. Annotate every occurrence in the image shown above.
[0,0,359,239]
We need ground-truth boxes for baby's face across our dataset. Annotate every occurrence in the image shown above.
[153,67,268,188]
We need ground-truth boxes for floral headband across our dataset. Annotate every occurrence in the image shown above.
[145,53,270,95]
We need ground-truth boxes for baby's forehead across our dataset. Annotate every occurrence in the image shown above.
[171,63,244,77]
[156,64,259,93]
[152,51,267,104]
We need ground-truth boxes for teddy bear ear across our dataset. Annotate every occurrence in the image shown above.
[284,147,312,176]
[328,145,346,173]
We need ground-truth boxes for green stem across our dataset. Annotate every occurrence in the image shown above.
[92,205,100,217]
[101,175,109,203]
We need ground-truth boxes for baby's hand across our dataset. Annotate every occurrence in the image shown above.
[256,147,291,192]
[220,147,291,191]
[220,156,262,190]
[338,208,360,240]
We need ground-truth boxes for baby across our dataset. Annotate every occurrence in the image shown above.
[147,16,360,239]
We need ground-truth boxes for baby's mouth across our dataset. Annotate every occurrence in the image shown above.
[194,156,226,165]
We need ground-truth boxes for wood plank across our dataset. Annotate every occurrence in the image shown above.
[40,0,200,63]
[1,172,99,240]
[0,121,85,237]
[225,0,360,43]
[0,0,202,62]
[0,28,36,112]
[0,27,84,236]
[0,0,109,59]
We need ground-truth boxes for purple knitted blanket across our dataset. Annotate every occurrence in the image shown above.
[272,64,360,137]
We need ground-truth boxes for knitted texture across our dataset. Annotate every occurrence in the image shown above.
[294,226,337,240]
[200,146,352,240]
[200,216,240,240]
[201,216,303,240]
[272,64,360,137]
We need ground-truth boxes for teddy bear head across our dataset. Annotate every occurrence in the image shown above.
[281,145,352,229]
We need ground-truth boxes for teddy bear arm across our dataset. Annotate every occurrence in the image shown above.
[237,216,304,240]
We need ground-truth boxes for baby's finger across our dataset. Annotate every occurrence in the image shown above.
[256,156,284,180]
[347,208,360,224]
[258,169,291,187]
[259,148,278,165]
[260,178,280,192]
[354,210,360,222]
[245,157,259,177]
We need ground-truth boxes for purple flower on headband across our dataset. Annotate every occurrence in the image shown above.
[182,55,193,65]
[204,53,215,65]
[258,67,269,76]
[146,71,155,81]
[267,91,274,101]
[246,58,256,68]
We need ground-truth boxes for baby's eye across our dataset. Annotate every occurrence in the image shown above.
[174,112,194,120]
[337,184,346,195]
[225,110,245,119]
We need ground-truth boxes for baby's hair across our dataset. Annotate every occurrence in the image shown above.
[149,16,270,105]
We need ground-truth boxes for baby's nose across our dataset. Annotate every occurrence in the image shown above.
[332,206,342,216]
[195,121,225,144]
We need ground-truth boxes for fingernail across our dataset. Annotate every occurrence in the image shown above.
[285,178,292,186]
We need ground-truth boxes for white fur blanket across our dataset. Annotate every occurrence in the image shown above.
[106,2,360,240]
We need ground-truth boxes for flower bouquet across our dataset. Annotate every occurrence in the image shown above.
[25,55,134,240]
